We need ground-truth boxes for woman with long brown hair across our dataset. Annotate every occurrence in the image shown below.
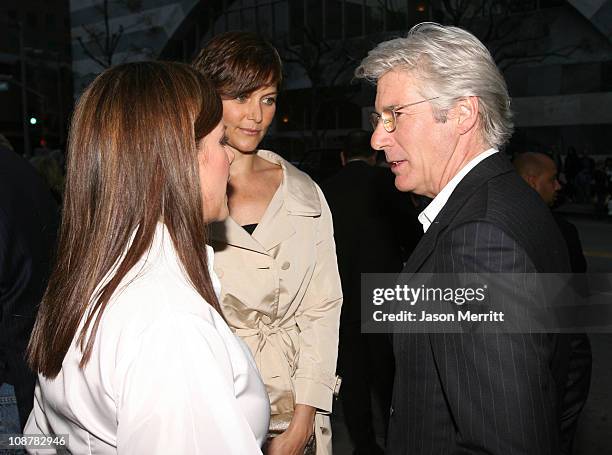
[24,61,270,454]
[193,33,342,455]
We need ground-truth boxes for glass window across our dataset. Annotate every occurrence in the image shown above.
[289,1,305,44]
[412,0,430,24]
[325,1,343,39]
[344,1,364,37]
[27,12,38,28]
[540,0,565,7]
[306,0,324,39]
[385,0,408,31]
[46,13,55,29]
[602,61,612,92]
[273,1,289,38]
[365,1,384,34]
[226,9,240,29]
[241,6,256,29]
[561,62,602,94]
[509,0,537,13]
[256,2,274,38]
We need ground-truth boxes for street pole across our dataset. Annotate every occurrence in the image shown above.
[18,21,30,157]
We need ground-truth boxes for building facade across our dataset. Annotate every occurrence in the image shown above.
[1,0,73,154]
[69,0,612,163]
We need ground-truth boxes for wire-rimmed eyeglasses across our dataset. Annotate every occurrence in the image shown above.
[369,97,439,133]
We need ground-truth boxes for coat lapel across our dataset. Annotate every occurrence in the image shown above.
[254,150,321,252]
[210,150,322,254]
[253,186,296,252]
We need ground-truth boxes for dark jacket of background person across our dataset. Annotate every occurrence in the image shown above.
[0,144,58,428]
[553,212,592,455]
[514,150,592,454]
[552,211,591,455]
[322,144,421,454]
[390,153,572,454]
[323,160,421,327]
[554,214,587,274]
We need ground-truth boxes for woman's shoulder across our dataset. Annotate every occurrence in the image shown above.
[97,251,221,347]
[257,149,309,181]
[98,274,235,374]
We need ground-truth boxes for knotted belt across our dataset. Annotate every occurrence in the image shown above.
[234,320,299,414]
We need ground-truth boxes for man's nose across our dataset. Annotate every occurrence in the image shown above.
[371,124,392,151]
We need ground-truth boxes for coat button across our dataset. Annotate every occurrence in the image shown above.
[215,268,224,278]
[389,406,394,416]
[281,261,290,270]
[262,315,272,324]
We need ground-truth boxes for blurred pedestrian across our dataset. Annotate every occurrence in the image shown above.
[0,134,58,433]
[564,147,580,201]
[514,151,592,455]
[514,152,586,272]
[592,161,609,214]
[322,130,421,455]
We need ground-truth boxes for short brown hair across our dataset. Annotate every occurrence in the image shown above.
[28,62,223,378]
[192,31,282,98]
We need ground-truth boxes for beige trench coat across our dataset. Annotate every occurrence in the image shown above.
[210,150,343,454]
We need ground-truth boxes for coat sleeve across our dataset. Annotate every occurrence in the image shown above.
[114,311,264,455]
[293,185,343,412]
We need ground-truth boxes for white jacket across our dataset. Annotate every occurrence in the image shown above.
[25,223,270,454]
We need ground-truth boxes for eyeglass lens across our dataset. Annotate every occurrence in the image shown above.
[370,110,396,132]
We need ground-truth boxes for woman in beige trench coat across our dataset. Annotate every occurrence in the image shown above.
[193,33,342,455]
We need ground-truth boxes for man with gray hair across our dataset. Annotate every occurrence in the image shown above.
[357,23,572,454]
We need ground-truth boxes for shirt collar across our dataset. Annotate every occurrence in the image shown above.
[418,148,498,232]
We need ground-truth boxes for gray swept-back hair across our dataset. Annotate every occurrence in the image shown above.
[355,22,513,149]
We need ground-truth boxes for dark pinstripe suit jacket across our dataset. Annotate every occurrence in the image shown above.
[387,153,571,455]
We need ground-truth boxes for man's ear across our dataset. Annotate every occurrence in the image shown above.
[340,151,347,167]
[455,96,479,135]
[524,174,538,191]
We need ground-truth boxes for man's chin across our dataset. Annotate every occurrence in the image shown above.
[394,177,417,194]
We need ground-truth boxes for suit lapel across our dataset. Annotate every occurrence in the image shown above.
[403,220,443,273]
[403,153,515,273]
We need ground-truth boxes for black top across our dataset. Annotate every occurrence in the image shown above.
[242,223,258,235]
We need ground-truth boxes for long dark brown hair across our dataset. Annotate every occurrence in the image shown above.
[192,31,282,98]
[28,61,223,378]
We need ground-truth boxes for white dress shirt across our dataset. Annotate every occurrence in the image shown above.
[418,148,498,232]
[25,223,270,454]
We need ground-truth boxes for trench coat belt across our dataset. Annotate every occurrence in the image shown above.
[234,322,299,378]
